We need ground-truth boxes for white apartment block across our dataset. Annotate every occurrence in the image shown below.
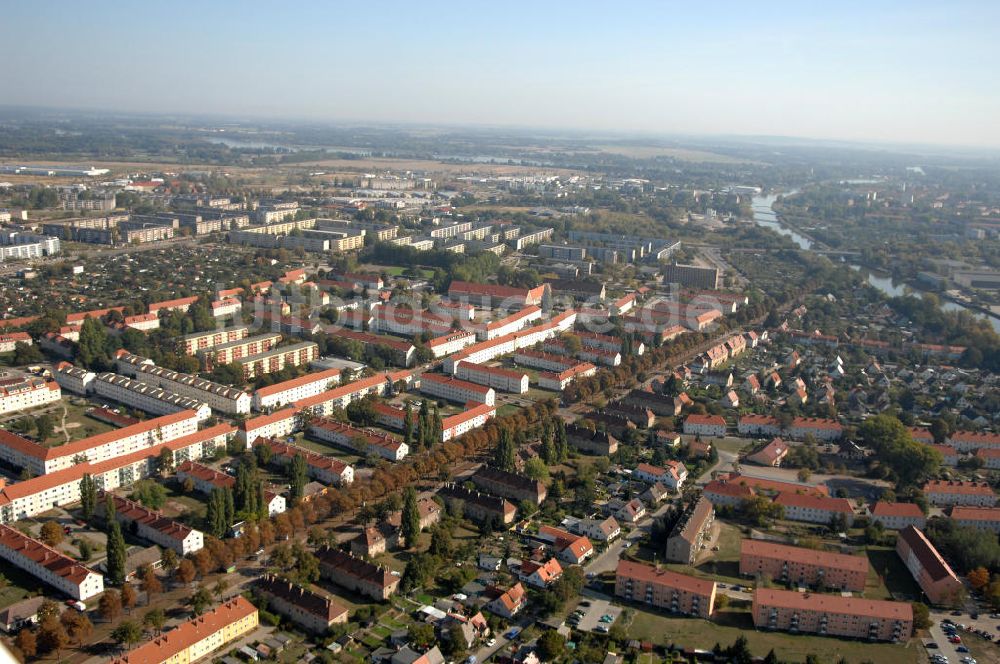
[308,420,409,462]
[293,373,397,419]
[537,363,598,391]
[238,407,299,446]
[211,298,242,318]
[0,425,235,523]
[136,365,251,415]
[252,368,342,411]
[441,403,496,442]
[93,373,212,421]
[420,374,496,406]
[0,377,61,416]
[53,362,96,395]
[455,362,529,394]
[476,307,542,341]
[0,409,201,476]
[100,494,204,555]
[442,311,577,374]
[427,331,477,358]
[0,525,103,600]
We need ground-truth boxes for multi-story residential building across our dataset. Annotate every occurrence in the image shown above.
[175,461,236,495]
[948,430,1000,453]
[420,373,495,407]
[975,448,1000,470]
[660,264,721,289]
[211,298,242,318]
[472,467,546,506]
[896,526,965,606]
[252,368,342,411]
[253,574,347,633]
[702,479,756,507]
[565,424,618,456]
[442,311,577,373]
[136,365,251,415]
[197,332,282,369]
[473,307,542,341]
[774,493,854,527]
[238,408,299,446]
[537,525,593,565]
[455,362,529,394]
[0,425,234,523]
[740,540,867,591]
[233,341,319,380]
[441,403,495,442]
[752,588,911,642]
[950,506,1000,533]
[315,547,399,601]
[539,244,587,261]
[266,439,354,486]
[438,484,516,526]
[0,409,200,476]
[616,560,716,618]
[335,329,415,367]
[426,330,478,359]
[513,349,576,373]
[148,296,199,315]
[108,597,259,664]
[870,502,927,530]
[787,417,844,442]
[633,462,687,491]
[447,281,549,308]
[683,414,727,437]
[308,419,409,462]
[293,373,402,419]
[178,325,250,356]
[0,376,61,416]
[93,373,212,422]
[52,362,96,395]
[537,362,597,391]
[511,227,554,250]
[0,525,103,600]
[0,332,32,354]
[741,415,783,439]
[621,389,681,419]
[99,493,204,555]
[922,480,997,507]
[665,497,714,564]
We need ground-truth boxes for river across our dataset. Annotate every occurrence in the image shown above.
[751,193,1000,333]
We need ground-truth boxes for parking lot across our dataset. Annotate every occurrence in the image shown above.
[569,597,622,633]
[925,614,998,664]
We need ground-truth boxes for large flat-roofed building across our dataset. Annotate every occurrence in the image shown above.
[234,341,319,380]
[739,540,868,592]
[0,525,103,600]
[752,588,911,642]
[661,264,720,289]
[108,596,258,664]
[665,497,714,564]
[197,332,282,369]
[615,560,716,618]
[178,325,250,356]
[896,526,965,606]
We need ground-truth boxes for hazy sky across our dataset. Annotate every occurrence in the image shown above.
[3,1,999,147]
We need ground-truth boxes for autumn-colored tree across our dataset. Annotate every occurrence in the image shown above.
[141,567,163,602]
[14,628,36,659]
[121,582,137,612]
[36,617,68,657]
[39,520,64,547]
[969,566,991,590]
[192,549,214,577]
[61,609,93,645]
[99,589,123,623]
[175,558,196,586]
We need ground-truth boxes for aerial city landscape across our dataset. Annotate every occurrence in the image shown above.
[0,3,999,664]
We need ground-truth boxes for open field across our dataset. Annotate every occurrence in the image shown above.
[593,144,760,164]
[624,607,918,664]
[284,156,581,176]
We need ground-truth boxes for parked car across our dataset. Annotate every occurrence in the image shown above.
[926,643,939,649]
[956,646,969,653]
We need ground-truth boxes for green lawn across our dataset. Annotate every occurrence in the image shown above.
[497,404,521,417]
[625,607,918,664]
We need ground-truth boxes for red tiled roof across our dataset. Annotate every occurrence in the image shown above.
[871,502,924,518]
[253,368,341,398]
[741,539,867,574]
[616,559,715,596]
[753,587,911,621]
